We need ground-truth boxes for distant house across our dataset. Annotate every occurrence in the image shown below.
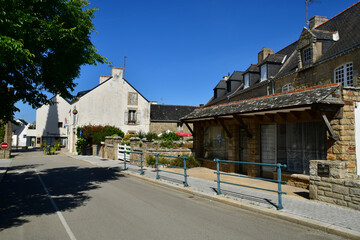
[150,103,197,134]
[68,67,151,153]
[11,119,31,147]
[182,2,360,209]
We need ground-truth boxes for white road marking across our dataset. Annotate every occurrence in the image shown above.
[35,169,77,240]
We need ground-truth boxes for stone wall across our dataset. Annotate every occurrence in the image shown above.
[310,160,360,210]
[103,136,122,160]
[130,138,193,166]
[150,122,193,135]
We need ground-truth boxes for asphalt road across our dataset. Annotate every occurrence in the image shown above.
[0,151,345,240]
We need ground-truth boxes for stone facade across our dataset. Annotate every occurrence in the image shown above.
[310,160,360,210]
[149,122,193,135]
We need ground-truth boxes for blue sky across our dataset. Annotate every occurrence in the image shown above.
[15,0,359,123]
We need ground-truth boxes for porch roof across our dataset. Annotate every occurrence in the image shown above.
[181,84,344,122]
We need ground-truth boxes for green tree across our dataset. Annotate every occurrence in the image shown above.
[0,0,108,121]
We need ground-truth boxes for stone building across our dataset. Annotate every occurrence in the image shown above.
[182,2,360,209]
[150,103,196,135]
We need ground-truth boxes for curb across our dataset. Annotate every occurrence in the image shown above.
[67,155,360,240]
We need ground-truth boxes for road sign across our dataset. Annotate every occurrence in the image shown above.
[0,142,9,150]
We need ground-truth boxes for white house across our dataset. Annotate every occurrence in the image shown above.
[12,119,31,148]
[67,67,151,153]
[34,95,71,147]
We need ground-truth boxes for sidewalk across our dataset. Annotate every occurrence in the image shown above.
[64,152,360,239]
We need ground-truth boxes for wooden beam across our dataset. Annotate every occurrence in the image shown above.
[289,111,301,120]
[215,117,233,138]
[233,115,252,138]
[264,114,275,122]
[184,122,194,135]
[321,112,339,141]
[277,112,286,121]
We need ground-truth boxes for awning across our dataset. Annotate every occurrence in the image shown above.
[181,84,344,122]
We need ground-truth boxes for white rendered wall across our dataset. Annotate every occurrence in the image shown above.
[36,95,71,139]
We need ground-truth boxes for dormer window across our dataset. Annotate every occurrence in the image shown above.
[244,74,250,88]
[227,81,231,92]
[260,64,267,81]
[334,63,353,86]
[302,47,312,65]
[214,89,218,98]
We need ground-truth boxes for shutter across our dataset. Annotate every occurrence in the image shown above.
[136,110,141,124]
[124,109,129,125]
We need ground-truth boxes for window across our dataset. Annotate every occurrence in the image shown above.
[282,83,293,93]
[128,92,138,105]
[227,81,231,92]
[177,123,183,131]
[23,134,27,139]
[302,47,312,65]
[203,126,228,159]
[214,89,217,98]
[244,74,250,88]
[58,122,63,128]
[334,63,353,87]
[260,64,267,81]
[128,110,136,124]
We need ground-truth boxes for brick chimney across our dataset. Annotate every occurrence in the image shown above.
[112,67,123,79]
[258,47,274,64]
[309,16,328,29]
[99,75,111,84]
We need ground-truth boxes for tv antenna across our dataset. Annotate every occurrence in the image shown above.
[306,0,320,26]
[123,56,127,78]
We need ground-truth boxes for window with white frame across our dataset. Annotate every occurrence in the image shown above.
[302,47,312,65]
[260,64,267,81]
[334,63,353,87]
[244,73,250,88]
[282,83,293,93]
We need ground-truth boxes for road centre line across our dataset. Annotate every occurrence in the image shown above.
[34,169,77,240]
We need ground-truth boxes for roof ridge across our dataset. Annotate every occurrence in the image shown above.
[195,83,340,111]
[315,1,360,29]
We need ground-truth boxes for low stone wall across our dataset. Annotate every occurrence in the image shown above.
[310,160,360,210]
[103,136,122,160]
[130,138,193,166]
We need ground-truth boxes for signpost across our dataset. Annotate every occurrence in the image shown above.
[1,142,9,159]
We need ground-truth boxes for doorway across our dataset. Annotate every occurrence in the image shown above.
[260,124,276,178]
[238,129,248,173]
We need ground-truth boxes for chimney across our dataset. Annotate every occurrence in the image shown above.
[99,75,111,84]
[112,67,123,79]
[199,104,204,108]
[223,72,231,81]
[258,47,274,64]
[309,16,328,29]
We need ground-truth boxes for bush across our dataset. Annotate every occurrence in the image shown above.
[146,155,156,166]
[137,131,146,139]
[77,125,124,145]
[76,137,87,155]
[160,131,180,141]
[122,134,136,141]
[145,132,158,140]
[172,155,200,168]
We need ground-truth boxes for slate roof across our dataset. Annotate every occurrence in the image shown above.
[214,80,226,89]
[228,71,244,81]
[315,1,360,62]
[259,54,286,65]
[182,84,343,121]
[243,64,259,74]
[151,104,197,122]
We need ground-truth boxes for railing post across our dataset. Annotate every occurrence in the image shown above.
[123,149,127,170]
[140,153,144,175]
[183,157,188,187]
[215,158,221,195]
[155,154,159,179]
[277,163,283,210]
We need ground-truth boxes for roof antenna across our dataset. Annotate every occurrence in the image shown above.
[306,0,320,26]
[123,56,127,78]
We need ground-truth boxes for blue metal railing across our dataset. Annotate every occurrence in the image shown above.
[155,154,189,187]
[123,151,144,175]
[214,159,287,210]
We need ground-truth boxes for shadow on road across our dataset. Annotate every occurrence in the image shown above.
[0,165,124,230]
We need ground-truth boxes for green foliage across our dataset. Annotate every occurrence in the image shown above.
[172,155,200,168]
[146,155,156,166]
[137,131,146,139]
[160,131,180,141]
[122,134,136,141]
[0,0,109,121]
[77,125,124,145]
[121,141,130,146]
[145,132,158,140]
[0,121,4,143]
[76,137,87,155]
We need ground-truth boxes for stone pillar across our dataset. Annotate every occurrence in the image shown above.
[113,136,122,160]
